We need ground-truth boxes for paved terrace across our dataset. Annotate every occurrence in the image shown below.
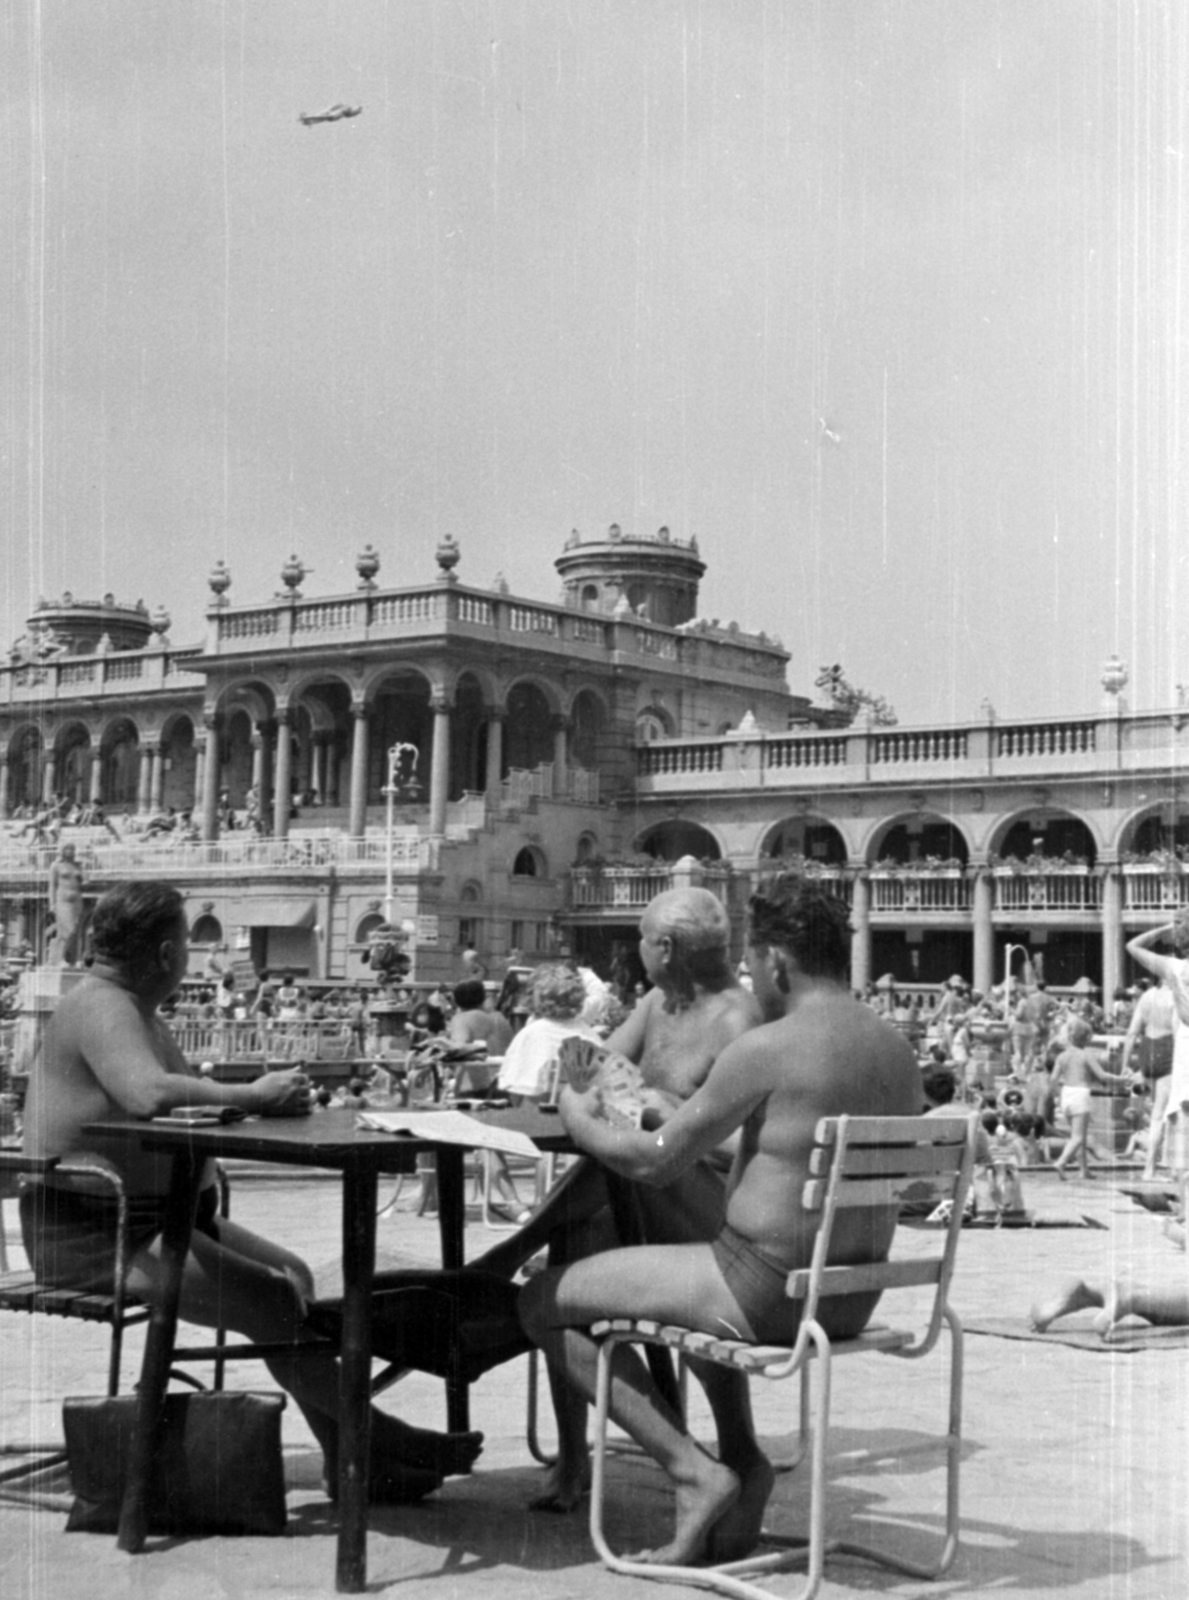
[1,1162,1184,1600]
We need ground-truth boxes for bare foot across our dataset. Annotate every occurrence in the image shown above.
[322,1449,443,1505]
[528,1454,592,1512]
[703,1453,776,1563]
[372,1412,483,1477]
[625,1457,740,1566]
[1029,1276,1104,1332]
[1053,1165,1067,1182]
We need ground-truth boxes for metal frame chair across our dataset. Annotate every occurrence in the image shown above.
[587,1112,978,1600]
[0,1154,230,1507]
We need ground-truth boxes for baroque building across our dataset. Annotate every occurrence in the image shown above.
[1,528,1185,998]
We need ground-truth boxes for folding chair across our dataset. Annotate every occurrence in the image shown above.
[0,1154,231,1507]
[587,1112,978,1600]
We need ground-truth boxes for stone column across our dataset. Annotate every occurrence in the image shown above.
[136,745,153,813]
[850,871,872,994]
[0,755,9,821]
[428,693,452,835]
[972,869,994,996]
[193,736,206,816]
[483,708,504,801]
[325,739,340,807]
[42,751,58,805]
[348,705,370,837]
[250,731,265,799]
[551,714,569,797]
[1101,867,1124,1004]
[272,710,292,839]
[89,746,103,805]
[311,735,326,805]
[200,714,221,840]
[149,744,165,812]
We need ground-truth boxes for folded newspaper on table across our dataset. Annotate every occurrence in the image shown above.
[555,1037,649,1130]
[354,1109,541,1159]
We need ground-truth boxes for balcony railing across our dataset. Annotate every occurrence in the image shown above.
[869,871,971,914]
[1121,865,1189,913]
[991,868,1101,914]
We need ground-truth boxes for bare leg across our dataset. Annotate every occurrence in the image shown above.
[470,1157,610,1279]
[1143,1077,1172,1179]
[520,1245,774,1566]
[128,1219,460,1502]
[1053,1112,1092,1178]
[1029,1276,1104,1331]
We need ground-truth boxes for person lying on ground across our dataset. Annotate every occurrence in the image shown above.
[20,880,481,1505]
[518,877,920,1568]
[1030,1271,1188,1340]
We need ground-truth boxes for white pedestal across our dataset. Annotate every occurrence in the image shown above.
[11,966,85,1079]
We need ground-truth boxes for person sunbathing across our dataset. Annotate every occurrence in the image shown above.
[1030,1271,1187,1341]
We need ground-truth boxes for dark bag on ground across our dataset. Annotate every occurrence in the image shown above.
[62,1389,287,1535]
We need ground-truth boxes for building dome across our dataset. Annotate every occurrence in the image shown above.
[554,525,705,626]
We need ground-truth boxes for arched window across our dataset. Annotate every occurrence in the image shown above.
[581,584,599,611]
[190,914,223,946]
[513,846,546,878]
[354,912,386,944]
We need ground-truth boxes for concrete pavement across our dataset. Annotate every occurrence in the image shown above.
[1,1162,1185,1599]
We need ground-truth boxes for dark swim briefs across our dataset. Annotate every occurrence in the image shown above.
[709,1222,880,1345]
[710,1223,801,1343]
[19,1182,221,1295]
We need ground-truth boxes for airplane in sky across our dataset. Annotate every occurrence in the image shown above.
[298,104,363,127]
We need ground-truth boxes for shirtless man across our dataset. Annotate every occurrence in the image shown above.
[475,887,763,1512]
[48,842,84,966]
[519,877,920,1567]
[21,880,480,1503]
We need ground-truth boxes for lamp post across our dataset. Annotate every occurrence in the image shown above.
[383,742,421,922]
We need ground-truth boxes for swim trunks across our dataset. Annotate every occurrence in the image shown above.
[709,1223,796,1341]
[1140,1035,1175,1082]
[1058,1084,1093,1118]
[20,1183,221,1295]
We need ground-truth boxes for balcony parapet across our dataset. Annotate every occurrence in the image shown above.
[0,645,204,707]
[200,583,788,684]
[637,707,1186,790]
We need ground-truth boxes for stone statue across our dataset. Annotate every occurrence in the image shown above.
[48,843,85,966]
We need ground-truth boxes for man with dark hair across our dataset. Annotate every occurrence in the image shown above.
[519,875,920,1567]
[22,880,481,1503]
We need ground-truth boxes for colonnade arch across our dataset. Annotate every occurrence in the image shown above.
[636,820,722,862]
[760,815,847,865]
[3,725,43,812]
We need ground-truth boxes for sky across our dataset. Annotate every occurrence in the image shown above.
[2,1,1186,725]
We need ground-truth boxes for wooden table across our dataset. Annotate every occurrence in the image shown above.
[87,1104,570,1593]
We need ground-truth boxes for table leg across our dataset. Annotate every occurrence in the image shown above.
[434,1147,471,1433]
[116,1149,202,1552]
[336,1160,378,1594]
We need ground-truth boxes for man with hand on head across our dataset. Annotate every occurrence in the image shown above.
[21,880,481,1504]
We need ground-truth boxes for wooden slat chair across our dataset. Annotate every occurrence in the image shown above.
[587,1113,978,1600]
[0,1152,230,1507]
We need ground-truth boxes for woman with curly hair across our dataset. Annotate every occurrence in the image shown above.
[496,963,602,1104]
